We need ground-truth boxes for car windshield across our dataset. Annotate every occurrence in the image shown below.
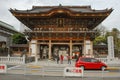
[81,58,91,62]
[91,58,99,62]
[81,58,99,62]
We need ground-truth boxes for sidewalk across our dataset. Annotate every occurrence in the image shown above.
[28,59,75,67]
[106,59,120,67]
[28,59,120,67]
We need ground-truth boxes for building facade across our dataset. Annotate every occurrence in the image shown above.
[0,20,18,56]
[10,5,112,59]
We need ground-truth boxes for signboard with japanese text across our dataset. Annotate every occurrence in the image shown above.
[107,36,114,58]
[0,64,7,73]
[64,67,83,77]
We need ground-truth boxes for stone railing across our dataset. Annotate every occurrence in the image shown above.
[97,58,108,63]
[97,57,120,64]
[0,55,25,64]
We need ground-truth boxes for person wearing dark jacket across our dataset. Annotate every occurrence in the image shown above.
[56,54,59,64]
[67,54,71,64]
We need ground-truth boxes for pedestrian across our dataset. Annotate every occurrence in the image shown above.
[74,54,77,59]
[67,54,71,64]
[60,54,64,64]
[56,54,59,64]
[21,49,27,57]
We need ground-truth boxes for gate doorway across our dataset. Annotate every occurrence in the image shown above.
[39,44,48,59]
[72,45,82,59]
[52,45,69,60]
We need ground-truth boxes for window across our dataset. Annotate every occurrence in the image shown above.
[81,58,91,62]
[58,18,64,27]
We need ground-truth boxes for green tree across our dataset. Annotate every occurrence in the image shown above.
[93,36,106,45]
[94,27,120,57]
[111,28,120,56]
[93,24,107,45]
[12,33,27,44]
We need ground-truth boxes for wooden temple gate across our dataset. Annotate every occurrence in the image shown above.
[10,5,112,60]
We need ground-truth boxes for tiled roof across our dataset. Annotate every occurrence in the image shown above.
[0,20,17,32]
[10,5,112,14]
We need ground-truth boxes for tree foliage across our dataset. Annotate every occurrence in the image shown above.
[93,24,107,45]
[107,28,120,55]
[93,36,106,45]
[12,33,27,44]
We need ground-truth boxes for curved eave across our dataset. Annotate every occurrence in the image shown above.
[10,8,113,18]
[9,8,113,30]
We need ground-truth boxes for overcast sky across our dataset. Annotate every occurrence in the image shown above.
[0,0,120,31]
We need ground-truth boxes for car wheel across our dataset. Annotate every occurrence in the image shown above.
[101,66,106,71]
[80,66,84,70]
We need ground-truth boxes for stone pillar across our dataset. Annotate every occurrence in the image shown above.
[48,40,51,59]
[70,40,72,58]
[107,36,114,59]
[83,40,93,57]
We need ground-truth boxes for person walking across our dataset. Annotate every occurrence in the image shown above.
[67,54,71,64]
[56,54,59,64]
[60,54,64,64]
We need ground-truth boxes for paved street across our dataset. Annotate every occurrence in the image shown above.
[6,59,120,77]
[0,74,120,80]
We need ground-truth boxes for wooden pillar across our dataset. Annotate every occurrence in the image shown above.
[29,41,31,56]
[48,40,51,59]
[35,41,38,63]
[83,40,86,56]
[90,41,93,56]
[70,40,72,58]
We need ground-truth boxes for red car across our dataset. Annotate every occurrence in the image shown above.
[75,57,107,70]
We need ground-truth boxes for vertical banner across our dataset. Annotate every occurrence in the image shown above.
[107,36,114,58]
[0,64,7,73]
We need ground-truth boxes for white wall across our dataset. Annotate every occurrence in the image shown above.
[30,40,37,56]
[83,40,93,57]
